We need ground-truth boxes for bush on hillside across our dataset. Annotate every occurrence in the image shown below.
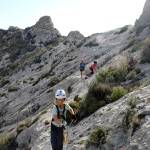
[50,76,60,86]
[77,82,111,119]
[16,118,32,134]
[128,98,137,109]
[66,101,79,123]
[85,127,107,148]
[0,92,6,97]
[117,25,128,34]
[0,132,17,150]
[96,67,128,83]
[74,95,82,102]
[126,70,136,80]
[67,85,72,93]
[141,44,150,63]
[134,67,141,74]
[84,39,99,47]
[8,85,19,92]
[109,86,127,102]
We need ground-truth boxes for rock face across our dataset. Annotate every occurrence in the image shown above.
[1,4,150,149]
[134,0,150,28]
[34,16,54,30]
[29,16,61,46]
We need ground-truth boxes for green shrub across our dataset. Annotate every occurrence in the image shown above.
[41,71,51,79]
[0,79,10,88]
[40,109,48,115]
[50,76,60,86]
[67,85,72,93]
[0,92,6,97]
[8,85,19,92]
[130,42,142,53]
[32,77,41,86]
[109,86,127,102]
[128,98,137,109]
[134,68,141,74]
[143,78,150,87]
[44,120,50,125]
[84,39,99,47]
[96,67,128,83]
[124,39,135,50]
[74,95,82,102]
[77,82,111,119]
[66,101,79,123]
[122,109,140,134]
[122,109,136,128]
[85,127,107,148]
[17,118,32,134]
[126,71,136,80]
[141,44,150,63]
[117,25,128,34]
[0,132,16,150]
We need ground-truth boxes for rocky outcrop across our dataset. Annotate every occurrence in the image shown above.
[134,0,150,28]
[63,31,84,46]
[28,16,61,46]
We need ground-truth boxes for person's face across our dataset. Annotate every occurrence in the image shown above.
[57,98,65,106]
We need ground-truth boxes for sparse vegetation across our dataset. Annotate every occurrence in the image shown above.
[141,42,150,63]
[77,82,111,119]
[0,92,6,97]
[84,39,99,47]
[0,132,16,150]
[85,127,107,148]
[122,109,136,128]
[66,101,79,122]
[67,85,72,93]
[126,70,136,80]
[96,67,128,83]
[44,120,50,125]
[109,86,127,102]
[8,85,19,92]
[117,25,129,34]
[74,95,82,102]
[50,76,60,86]
[128,98,137,109]
[16,118,32,134]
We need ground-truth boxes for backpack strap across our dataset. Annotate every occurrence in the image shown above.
[55,104,60,118]
[52,104,66,122]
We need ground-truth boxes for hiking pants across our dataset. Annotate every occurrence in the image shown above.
[89,68,94,74]
[51,123,63,150]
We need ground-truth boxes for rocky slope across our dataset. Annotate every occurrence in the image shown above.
[0,0,150,149]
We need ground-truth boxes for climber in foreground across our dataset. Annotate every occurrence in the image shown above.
[51,89,77,150]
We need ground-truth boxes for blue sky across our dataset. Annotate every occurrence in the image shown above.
[0,0,146,36]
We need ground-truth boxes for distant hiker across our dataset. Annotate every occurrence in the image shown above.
[51,89,77,150]
[80,59,86,78]
[89,60,97,75]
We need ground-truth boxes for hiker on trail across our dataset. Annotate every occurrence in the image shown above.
[51,89,77,150]
[89,60,97,75]
[80,59,86,78]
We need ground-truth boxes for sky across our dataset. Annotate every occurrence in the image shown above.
[0,0,146,36]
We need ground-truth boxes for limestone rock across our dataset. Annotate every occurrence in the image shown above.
[27,16,61,46]
[34,16,54,30]
[134,0,150,29]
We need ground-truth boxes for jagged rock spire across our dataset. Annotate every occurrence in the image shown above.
[34,16,54,30]
[134,0,150,28]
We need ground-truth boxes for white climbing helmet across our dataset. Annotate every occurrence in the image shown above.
[55,89,66,99]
